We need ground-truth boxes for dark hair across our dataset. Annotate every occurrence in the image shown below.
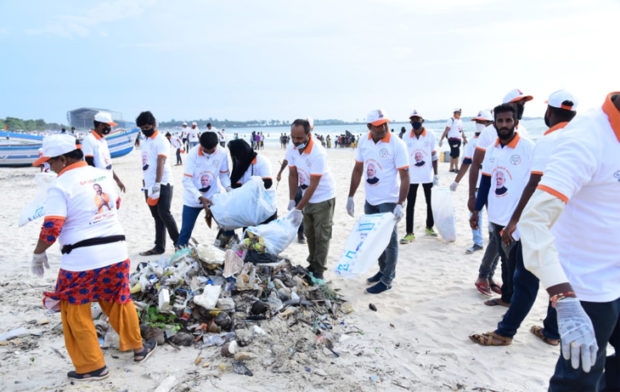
[136,111,156,127]
[93,120,105,129]
[165,132,172,137]
[62,148,84,160]
[200,132,219,149]
[291,119,310,134]
[493,103,516,120]
[549,106,577,123]
[206,123,212,127]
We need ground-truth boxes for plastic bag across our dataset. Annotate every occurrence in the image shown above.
[18,172,57,227]
[431,187,456,242]
[334,213,396,278]
[210,176,277,230]
[245,210,301,255]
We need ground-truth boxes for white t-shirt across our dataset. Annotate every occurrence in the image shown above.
[188,128,200,142]
[463,134,482,188]
[286,135,335,204]
[529,122,569,175]
[235,155,272,186]
[537,99,620,302]
[169,135,182,149]
[481,133,535,226]
[183,145,230,208]
[355,131,409,205]
[477,123,530,153]
[445,117,464,139]
[44,161,127,271]
[81,131,112,170]
[403,128,436,184]
[141,131,172,187]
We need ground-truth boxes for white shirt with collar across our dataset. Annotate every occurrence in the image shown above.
[141,130,172,188]
[182,145,230,208]
[403,127,436,184]
[285,134,335,204]
[81,130,112,170]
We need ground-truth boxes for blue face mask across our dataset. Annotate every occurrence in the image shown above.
[411,121,423,130]
[296,141,307,151]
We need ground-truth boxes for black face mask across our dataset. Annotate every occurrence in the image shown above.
[199,185,211,193]
[411,121,423,130]
[142,129,155,138]
[544,113,551,128]
[102,126,111,135]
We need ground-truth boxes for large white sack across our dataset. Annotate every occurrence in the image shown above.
[245,210,301,255]
[18,172,57,227]
[431,187,457,242]
[334,213,396,278]
[210,176,277,230]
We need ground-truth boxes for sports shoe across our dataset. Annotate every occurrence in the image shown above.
[466,244,484,254]
[400,233,415,244]
[366,271,383,284]
[297,234,306,244]
[366,281,391,294]
[425,228,438,237]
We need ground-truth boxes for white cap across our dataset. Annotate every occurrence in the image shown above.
[409,109,424,119]
[33,134,79,166]
[471,109,493,122]
[192,122,198,126]
[546,89,578,111]
[182,122,188,126]
[305,117,314,130]
[366,109,390,126]
[94,111,118,126]
[453,107,462,113]
[503,89,533,104]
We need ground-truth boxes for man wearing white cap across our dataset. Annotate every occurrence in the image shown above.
[519,92,620,390]
[30,134,156,380]
[81,111,126,192]
[470,90,578,348]
[439,108,468,173]
[401,109,438,244]
[181,122,189,151]
[347,109,410,294]
[188,122,200,149]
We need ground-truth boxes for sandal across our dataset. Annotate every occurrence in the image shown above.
[530,326,560,346]
[67,366,109,381]
[484,298,510,307]
[139,248,165,256]
[469,331,512,346]
[134,339,157,362]
[489,281,502,295]
[475,282,492,296]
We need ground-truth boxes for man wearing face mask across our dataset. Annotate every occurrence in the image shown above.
[439,108,468,173]
[136,111,179,256]
[347,109,410,294]
[286,118,336,281]
[401,109,438,244]
[81,111,126,192]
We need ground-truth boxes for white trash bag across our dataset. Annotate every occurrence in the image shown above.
[431,187,457,242]
[245,210,302,255]
[19,172,57,227]
[210,176,277,230]
[335,213,396,278]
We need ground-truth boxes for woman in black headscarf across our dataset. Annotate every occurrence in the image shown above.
[228,139,273,189]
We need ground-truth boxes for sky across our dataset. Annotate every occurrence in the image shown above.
[0,0,617,124]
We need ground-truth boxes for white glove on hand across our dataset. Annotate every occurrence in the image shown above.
[393,204,404,221]
[439,140,443,147]
[31,252,50,277]
[433,175,439,187]
[149,182,161,199]
[555,297,598,372]
[225,186,232,192]
[346,197,354,217]
[450,181,458,191]
[287,200,296,211]
[290,209,304,227]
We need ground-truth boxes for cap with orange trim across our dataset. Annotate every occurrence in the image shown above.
[545,89,578,112]
[93,111,118,127]
[366,109,390,126]
[32,134,80,166]
[471,109,493,122]
[409,109,424,119]
[503,89,533,104]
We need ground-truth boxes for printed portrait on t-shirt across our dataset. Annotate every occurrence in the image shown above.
[366,163,379,185]
[93,183,112,213]
[495,171,508,196]
[142,153,149,171]
[298,169,309,190]
[199,173,212,192]
[414,151,425,167]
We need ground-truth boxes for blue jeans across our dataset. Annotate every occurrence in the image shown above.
[549,297,620,392]
[471,210,484,247]
[189,141,199,149]
[364,201,398,287]
[478,223,501,280]
[496,242,559,340]
[178,205,204,247]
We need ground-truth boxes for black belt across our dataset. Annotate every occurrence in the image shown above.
[61,235,126,254]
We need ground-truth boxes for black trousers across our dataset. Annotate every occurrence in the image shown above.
[146,184,179,251]
[405,183,433,234]
[176,148,182,164]
[294,187,304,236]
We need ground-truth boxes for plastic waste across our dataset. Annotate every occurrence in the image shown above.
[0,327,30,341]
[223,250,244,277]
[158,288,171,312]
[431,187,457,242]
[193,283,222,310]
[210,176,277,230]
[196,243,225,265]
[245,210,302,255]
[334,213,396,278]
[18,172,57,227]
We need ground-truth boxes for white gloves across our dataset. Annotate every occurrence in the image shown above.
[287,200,296,211]
[31,252,50,277]
[225,186,232,192]
[290,209,304,227]
[346,197,354,217]
[433,175,439,187]
[450,181,459,191]
[149,182,161,199]
[393,204,404,221]
[555,297,598,372]
[438,140,443,147]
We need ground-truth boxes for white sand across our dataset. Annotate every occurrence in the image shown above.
[0,144,559,391]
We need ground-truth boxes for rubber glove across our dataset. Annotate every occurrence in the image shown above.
[225,186,232,192]
[290,209,304,227]
[433,175,439,186]
[555,297,598,373]
[31,252,50,277]
[439,139,443,147]
[287,200,296,211]
[450,181,459,191]
[393,204,404,221]
[346,197,354,217]
[149,182,161,200]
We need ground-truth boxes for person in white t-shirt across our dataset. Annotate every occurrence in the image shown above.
[136,111,179,255]
[81,111,126,192]
[519,92,620,389]
[188,122,200,149]
[165,132,183,165]
[440,108,468,172]
[180,122,189,151]
[217,128,227,148]
[287,118,335,281]
[347,109,410,294]
[29,134,156,381]
[401,109,438,243]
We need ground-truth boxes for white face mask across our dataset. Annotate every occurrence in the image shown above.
[475,123,487,133]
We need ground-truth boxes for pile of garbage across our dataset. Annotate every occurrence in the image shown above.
[109,242,349,376]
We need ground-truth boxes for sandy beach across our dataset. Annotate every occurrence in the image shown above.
[0,144,560,392]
